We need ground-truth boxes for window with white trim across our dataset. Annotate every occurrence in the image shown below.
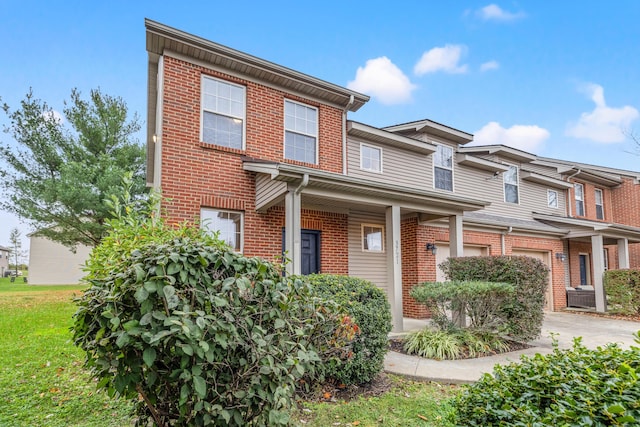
[603,248,609,270]
[547,189,558,208]
[504,165,519,204]
[284,100,317,163]
[362,224,384,252]
[201,76,245,149]
[595,188,604,220]
[360,144,382,173]
[574,183,585,216]
[200,208,243,252]
[434,144,453,191]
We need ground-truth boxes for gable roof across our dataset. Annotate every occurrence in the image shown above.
[383,119,474,144]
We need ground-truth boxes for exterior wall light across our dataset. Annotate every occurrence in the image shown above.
[555,252,567,261]
[426,243,438,255]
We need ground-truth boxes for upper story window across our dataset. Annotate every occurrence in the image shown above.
[574,183,585,216]
[360,144,382,173]
[595,188,604,220]
[201,76,246,149]
[503,165,519,204]
[362,224,384,252]
[284,100,317,164]
[547,189,558,208]
[434,144,453,191]
[201,208,243,252]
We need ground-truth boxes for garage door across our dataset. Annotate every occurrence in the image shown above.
[511,249,552,310]
[435,244,488,282]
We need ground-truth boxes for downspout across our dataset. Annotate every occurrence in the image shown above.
[295,173,309,194]
[342,95,355,175]
[565,169,581,217]
[501,226,512,255]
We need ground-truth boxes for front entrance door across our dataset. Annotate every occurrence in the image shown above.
[579,254,588,286]
[282,229,320,275]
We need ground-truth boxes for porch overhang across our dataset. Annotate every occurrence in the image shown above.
[243,160,490,215]
[533,213,640,244]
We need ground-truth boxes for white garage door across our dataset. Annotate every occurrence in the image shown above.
[435,244,488,282]
[511,249,552,310]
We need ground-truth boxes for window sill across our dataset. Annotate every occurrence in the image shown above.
[283,158,320,168]
[199,142,245,155]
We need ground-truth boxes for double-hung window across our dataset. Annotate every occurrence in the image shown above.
[547,189,558,208]
[434,145,453,191]
[504,165,519,204]
[360,144,382,173]
[201,208,243,252]
[201,76,246,149]
[362,224,384,252]
[595,188,604,220]
[574,183,585,216]
[284,100,317,164]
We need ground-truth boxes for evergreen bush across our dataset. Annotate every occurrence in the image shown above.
[605,269,640,315]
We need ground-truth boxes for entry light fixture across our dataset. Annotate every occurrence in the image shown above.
[555,252,567,261]
[426,243,438,255]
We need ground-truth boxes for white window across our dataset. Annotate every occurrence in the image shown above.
[362,224,384,252]
[547,189,558,208]
[434,145,453,191]
[574,183,585,216]
[360,144,382,173]
[504,165,519,204]
[284,100,317,163]
[201,76,246,149]
[200,208,243,252]
[595,188,604,220]
[603,248,609,270]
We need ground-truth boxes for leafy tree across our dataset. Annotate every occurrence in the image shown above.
[0,88,147,249]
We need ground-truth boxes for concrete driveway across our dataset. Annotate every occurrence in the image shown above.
[385,311,640,383]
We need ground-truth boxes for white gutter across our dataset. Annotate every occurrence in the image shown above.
[295,173,309,194]
[342,95,355,175]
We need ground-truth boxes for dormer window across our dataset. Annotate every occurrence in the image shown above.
[434,144,453,191]
[504,165,519,204]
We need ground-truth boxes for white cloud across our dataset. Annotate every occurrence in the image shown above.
[347,56,416,105]
[414,45,468,76]
[477,4,525,22]
[480,60,500,72]
[565,83,639,143]
[42,109,64,124]
[473,121,550,152]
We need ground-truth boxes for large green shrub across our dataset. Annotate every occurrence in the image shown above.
[439,256,548,341]
[73,203,352,426]
[306,274,392,385]
[605,269,640,315]
[451,334,640,426]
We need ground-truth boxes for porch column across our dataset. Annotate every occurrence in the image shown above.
[617,238,630,269]
[591,235,606,312]
[449,215,463,257]
[449,214,466,327]
[386,205,403,333]
[284,189,302,276]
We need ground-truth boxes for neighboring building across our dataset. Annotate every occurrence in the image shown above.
[0,245,9,277]
[28,236,91,285]
[145,20,640,330]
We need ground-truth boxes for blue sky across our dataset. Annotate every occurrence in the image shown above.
[1,0,640,251]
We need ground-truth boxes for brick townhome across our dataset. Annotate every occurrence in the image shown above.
[145,20,640,331]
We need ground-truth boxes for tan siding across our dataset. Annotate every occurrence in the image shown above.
[348,210,387,292]
[347,136,432,190]
[28,237,91,285]
[255,174,287,210]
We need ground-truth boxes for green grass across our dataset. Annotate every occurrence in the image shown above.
[0,281,135,426]
[0,279,458,426]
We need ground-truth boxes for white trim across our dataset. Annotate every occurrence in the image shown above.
[503,164,520,204]
[359,142,383,173]
[283,99,318,164]
[433,143,454,192]
[200,74,246,150]
[574,182,585,216]
[547,189,558,209]
[200,208,244,253]
[361,223,385,253]
[595,188,604,220]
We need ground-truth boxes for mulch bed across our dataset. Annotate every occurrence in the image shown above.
[387,337,530,360]
[299,373,393,402]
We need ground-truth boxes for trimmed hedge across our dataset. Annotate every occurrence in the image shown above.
[451,335,640,425]
[438,256,548,342]
[605,269,640,315]
[306,274,392,385]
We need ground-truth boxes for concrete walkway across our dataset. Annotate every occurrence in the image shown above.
[384,311,640,383]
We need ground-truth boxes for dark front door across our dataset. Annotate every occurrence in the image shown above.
[579,254,588,286]
[282,229,321,275]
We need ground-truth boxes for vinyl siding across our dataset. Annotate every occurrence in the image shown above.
[255,174,287,211]
[348,210,387,292]
[28,236,91,285]
[347,136,432,190]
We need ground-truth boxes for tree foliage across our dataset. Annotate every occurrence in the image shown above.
[0,88,146,249]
